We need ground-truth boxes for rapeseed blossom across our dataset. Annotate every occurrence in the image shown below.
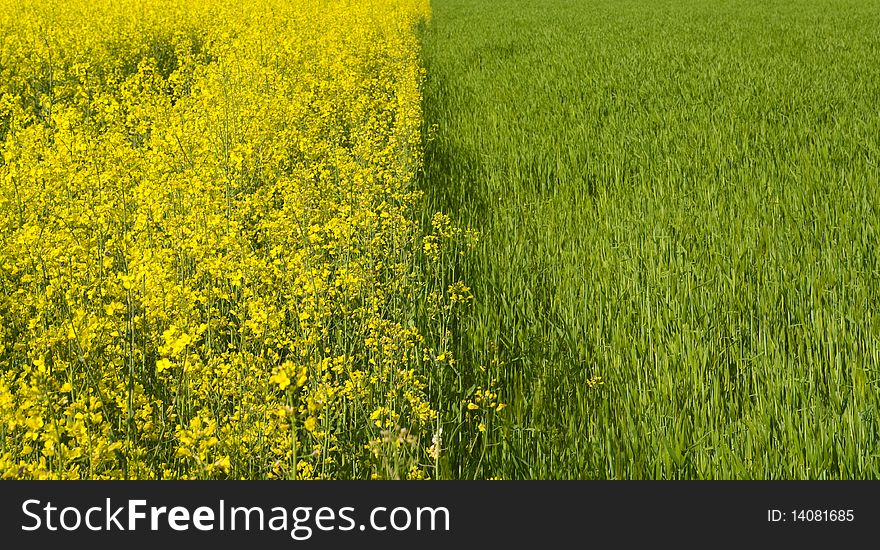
[0,0,484,480]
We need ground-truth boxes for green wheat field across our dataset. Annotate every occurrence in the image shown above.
[420,0,880,479]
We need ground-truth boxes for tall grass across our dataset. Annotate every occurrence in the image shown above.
[420,0,880,478]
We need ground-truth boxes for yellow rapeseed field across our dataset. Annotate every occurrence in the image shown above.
[0,0,483,479]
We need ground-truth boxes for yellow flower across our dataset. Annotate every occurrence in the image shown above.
[156,359,173,373]
[269,369,291,390]
[304,416,317,433]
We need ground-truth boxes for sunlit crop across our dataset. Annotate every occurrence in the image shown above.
[421,0,880,479]
[0,0,491,480]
